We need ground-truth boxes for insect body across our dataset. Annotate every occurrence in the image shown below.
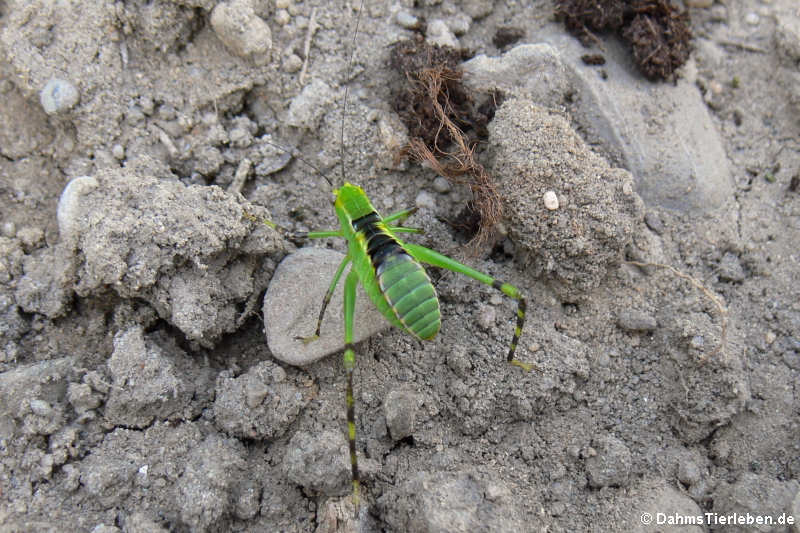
[296,182,533,511]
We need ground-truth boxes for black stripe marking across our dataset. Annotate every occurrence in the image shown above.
[352,211,379,232]
[356,215,412,275]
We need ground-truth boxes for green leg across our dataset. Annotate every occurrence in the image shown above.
[381,206,418,225]
[296,254,351,344]
[305,229,343,239]
[403,243,536,372]
[342,269,361,512]
[388,226,423,234]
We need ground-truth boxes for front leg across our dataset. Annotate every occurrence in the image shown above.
[295,254,351,344]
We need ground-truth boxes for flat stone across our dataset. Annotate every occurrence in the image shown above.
[263,247,391,366]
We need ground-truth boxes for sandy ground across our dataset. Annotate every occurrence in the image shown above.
[1,0,799,532]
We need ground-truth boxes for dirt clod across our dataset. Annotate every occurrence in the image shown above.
[555,0,691,80]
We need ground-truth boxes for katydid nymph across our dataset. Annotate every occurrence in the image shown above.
[261,0,535,516]
[289,183,534,511]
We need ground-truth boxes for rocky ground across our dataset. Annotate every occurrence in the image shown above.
[1,0,799,532]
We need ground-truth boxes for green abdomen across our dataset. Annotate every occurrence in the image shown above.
[354,213,441,340]
[377,252,440,340]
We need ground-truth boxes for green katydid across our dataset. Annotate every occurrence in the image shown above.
[254,0,534,515]
[288,182,534,511]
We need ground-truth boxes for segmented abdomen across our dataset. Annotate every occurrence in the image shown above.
[356,213,441,340]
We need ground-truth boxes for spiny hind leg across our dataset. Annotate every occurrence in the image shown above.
[342,269,361,512]
[403,243,537,372]
[295,254,351,344]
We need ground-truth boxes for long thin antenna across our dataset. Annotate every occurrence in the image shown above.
[261,137,332,188]
[339,0,366,186]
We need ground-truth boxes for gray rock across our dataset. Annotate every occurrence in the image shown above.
[617,310,658,332]
[56,156,283,346]
[213,360,311,440]
[210,0,272,65]
[263,247,391,366]
[40,78,79,114]
[384,389,421,441]
[463,32,733,215]
[489,99,643,298]
[585,435,632,488]
[105,327,202,428]
[283,429,350,496]
[377,471,527,533]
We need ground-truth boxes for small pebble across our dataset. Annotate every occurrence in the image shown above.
[275,0,290,8]
[17,226,45,249]
[765,331,777,345]
[718,251,746,282]
[415,190,436,210]
[283,53,302,73]
[111,144,125,160]
[275,8,290,26]
[744,12,760,25]
[477,305,496,330]
[30,399,53,417]
[709,80,724,95]
[396,11,420,30]
[384,390,419,441]
[677,459,702,486]
[426,19,458,48]
[211,0,273,64]
[689,335,705,350]
[40,78,80,115]
[617,310,658,332]
[139,96,155,115]
[543,190,559,210]
[1,221,16,237]
[432,176,451,193]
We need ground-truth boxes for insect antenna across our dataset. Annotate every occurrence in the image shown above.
[260,137,333,188]
[339,0,366,186]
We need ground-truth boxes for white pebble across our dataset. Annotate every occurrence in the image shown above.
[396,11,419,30]
[1,221,16,237]
[426,19,458,48]
[415,191,437,210]
[744,12,759,25]
[275,8,290,26]
[477,305,496,330]
[211,0,273,64]
[40,78,80,115]
[543,190,559,210]
[275,0,290,8]
[432,176,451,193]
[112,144,125,160]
